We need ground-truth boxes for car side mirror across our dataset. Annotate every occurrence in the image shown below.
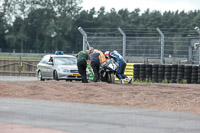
[47,61,53,65]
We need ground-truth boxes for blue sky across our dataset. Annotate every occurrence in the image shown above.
[81,0,200,13]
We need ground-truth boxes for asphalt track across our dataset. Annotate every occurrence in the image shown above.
[0,76,37,81]
[0,98,200,133]
[0,76,200,133]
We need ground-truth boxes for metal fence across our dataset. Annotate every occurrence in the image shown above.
[79,27,200,64]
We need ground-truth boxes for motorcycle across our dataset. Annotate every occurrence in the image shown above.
[99,58,118,83]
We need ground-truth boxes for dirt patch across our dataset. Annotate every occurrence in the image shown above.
[0,81,200,114]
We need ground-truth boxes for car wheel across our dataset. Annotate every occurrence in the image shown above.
[54,71,59,81]
[38,71,44,81]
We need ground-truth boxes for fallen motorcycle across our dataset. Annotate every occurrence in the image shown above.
[99,58,118,83]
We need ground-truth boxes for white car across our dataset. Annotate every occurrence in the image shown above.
[36,51,90,81]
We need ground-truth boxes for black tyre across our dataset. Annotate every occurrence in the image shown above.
[134,68,140,71]
[140,71,146,75]
[171,68,177,72]
[171,75,177,79]
[38,71,44,81]
[191,80,197,84]
[152,78,158,83]
[177,71,184,75]
[54,71,59,81]
[152,64,159,68]
[178,65,184,69]
[185,65,192,69]
[108,73,115,83]
[171,79,177,83]
[146,75,152,79]
[152,71,158,75]
[134,64,140,68]
[146,71,152,75]
[140,64,146,71]
[145,68,152,72]
[146,64,152,67]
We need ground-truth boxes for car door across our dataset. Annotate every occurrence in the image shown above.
[39,55,50,78]
[45,56,54,78]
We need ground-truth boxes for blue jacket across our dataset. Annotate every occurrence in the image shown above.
[90,50,100,63]
[110,51,125,63]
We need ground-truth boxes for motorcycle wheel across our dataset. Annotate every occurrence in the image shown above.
[108,73,115,83]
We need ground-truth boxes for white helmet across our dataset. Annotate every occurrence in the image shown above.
[104,51,110,58]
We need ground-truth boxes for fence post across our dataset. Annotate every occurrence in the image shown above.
[156,27,165,64]
[118,27,126,60]
[194,27,200,64]
[78,27,91,51]
[188,45,192,64]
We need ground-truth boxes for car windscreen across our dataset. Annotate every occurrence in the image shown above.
[54,57,77,65]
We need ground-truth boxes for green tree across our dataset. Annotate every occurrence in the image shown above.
[0,12,8,51]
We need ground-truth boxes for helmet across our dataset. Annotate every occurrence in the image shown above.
[104,51,110,58]
[113,50,118,54]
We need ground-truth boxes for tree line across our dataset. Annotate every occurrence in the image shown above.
[0,0,200,54]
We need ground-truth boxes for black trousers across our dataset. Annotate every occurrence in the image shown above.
[91,61,100,82]
[77,60,88,83]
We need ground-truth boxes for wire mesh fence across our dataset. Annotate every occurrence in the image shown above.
[81,27,200,64]
[87,37,123,55]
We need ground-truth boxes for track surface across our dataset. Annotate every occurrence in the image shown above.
[0,76,200,132]
[0,98,200,133]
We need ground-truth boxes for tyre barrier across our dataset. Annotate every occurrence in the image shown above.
[191,65,198,84]
[158,64,165,82]
[139,64,146,81]
[164,64,171,82]
[152,64,158,83]
[133,64,200,84]
[177,65,184,83]
[171,64,178,83]
[146,64,152,81]
[87,63,199,84]
[133,64,140,81]
[198,65,200,84]
[184,65,192,84]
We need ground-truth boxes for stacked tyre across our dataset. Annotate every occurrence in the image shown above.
[139,64,146,81]
[158,64,165,82]
[133,64,140,81]
[152,64,159,83]
[198,66,200,84]
[171,64,178,83]
[145,64,152,81]
[164,65,172,82]
[184,65,192,84]
[191,65,198,84]
[177,65,184,83]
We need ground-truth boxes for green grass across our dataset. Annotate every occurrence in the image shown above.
[0,56,42,60]
[134,79,152,84]
[133,79,189,84]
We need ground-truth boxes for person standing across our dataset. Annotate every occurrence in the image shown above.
[104,50,132,84]
[77,50,91,83]
[89,47,106,82]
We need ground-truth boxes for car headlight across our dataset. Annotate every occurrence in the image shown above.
[63,69,70,72]
[58,68,70,73]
